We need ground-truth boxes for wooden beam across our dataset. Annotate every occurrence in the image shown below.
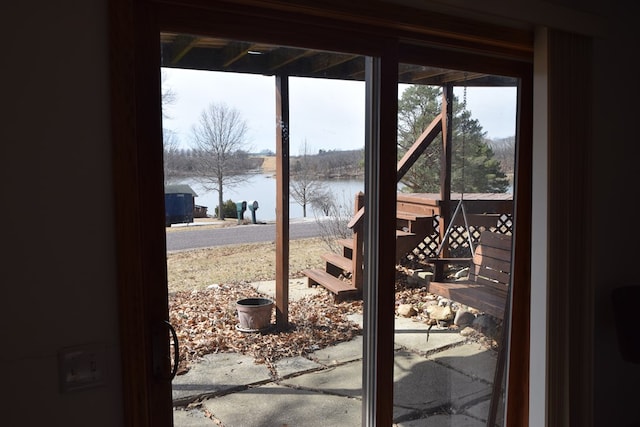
[221,41,253,67]
[275,74,290,329]
[267,49,313,72]
[396,112,443,181]
[439,84,453,257]
[353,106,445,236]
[361,51,398,427]
[310,52,359,73]
[166,34,199,65]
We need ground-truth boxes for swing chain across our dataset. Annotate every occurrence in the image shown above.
[438,72,474,257]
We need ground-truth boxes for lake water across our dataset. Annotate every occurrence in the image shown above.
[182,174,364,221]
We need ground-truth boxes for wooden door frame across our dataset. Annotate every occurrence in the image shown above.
[109,1,533,425]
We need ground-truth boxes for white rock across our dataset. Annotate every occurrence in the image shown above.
[397,304,417,317]
[427,305,454,321]
[454,309,476,327]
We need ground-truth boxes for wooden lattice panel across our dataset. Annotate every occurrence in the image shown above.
[404,214,513,261]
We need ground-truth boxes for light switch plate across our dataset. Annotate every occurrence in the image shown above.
[58,343,106,392]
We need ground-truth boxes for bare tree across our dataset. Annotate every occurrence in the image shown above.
[313,191,354,253]
[310,191,334,216]
[161,70,181,185]
[290,140,329,217]
[161,69,177,119]
[163,128,181,185]
[488,136,516,175]
[191,102,252,219]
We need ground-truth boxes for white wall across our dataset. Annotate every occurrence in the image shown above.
[2,2,123,426]
[590,2,640,426]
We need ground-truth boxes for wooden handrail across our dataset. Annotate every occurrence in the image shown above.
[349,111,444,230]
[396,112,443,181]
[351,192,365,292]
[347,206,364,229]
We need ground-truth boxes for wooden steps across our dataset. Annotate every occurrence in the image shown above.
[321,252,353,277]
[304,268,360,301]
[396,210,432,221]
[304,229,427,300]
[303,202,436,300]
[337,238,353,258]
[396,210,434,235]
[337,238,353,249]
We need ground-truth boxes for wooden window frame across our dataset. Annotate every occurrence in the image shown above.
[109,1,534,425]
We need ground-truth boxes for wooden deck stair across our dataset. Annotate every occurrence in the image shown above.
[301,96,514,306]
[303,269,359,301]
[303,202,435,301]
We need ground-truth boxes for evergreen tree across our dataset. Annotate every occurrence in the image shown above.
[397,85,509,193]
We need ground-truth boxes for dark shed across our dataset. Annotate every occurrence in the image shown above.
[164,184,198,226]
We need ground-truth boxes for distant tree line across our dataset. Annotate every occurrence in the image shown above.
[163,145,262,182]
[291,148,364,179]
[164,146,363,181]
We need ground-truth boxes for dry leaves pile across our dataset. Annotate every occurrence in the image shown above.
[169,283,363,376]
[167,232,497,377]
[168,235,353,375]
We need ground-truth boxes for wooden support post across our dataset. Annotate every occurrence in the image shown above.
[439,84,454,258]
[275,74,290,330]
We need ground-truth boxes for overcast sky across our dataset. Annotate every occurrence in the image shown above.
[161,68,517,155]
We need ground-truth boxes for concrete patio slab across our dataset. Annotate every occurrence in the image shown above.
[395,413,485,427]
[282,359,363,398]
[172,343,497,426]
[393,350,492,413]
[202,383,362,427]
[393,316,467,354]
[465,397,505,426]
[172,407,217,426]
[171,288,500,426]
[427,342,498,383]
[273,355,323,379]
[312,335,363,366]
[172,353,271,405]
